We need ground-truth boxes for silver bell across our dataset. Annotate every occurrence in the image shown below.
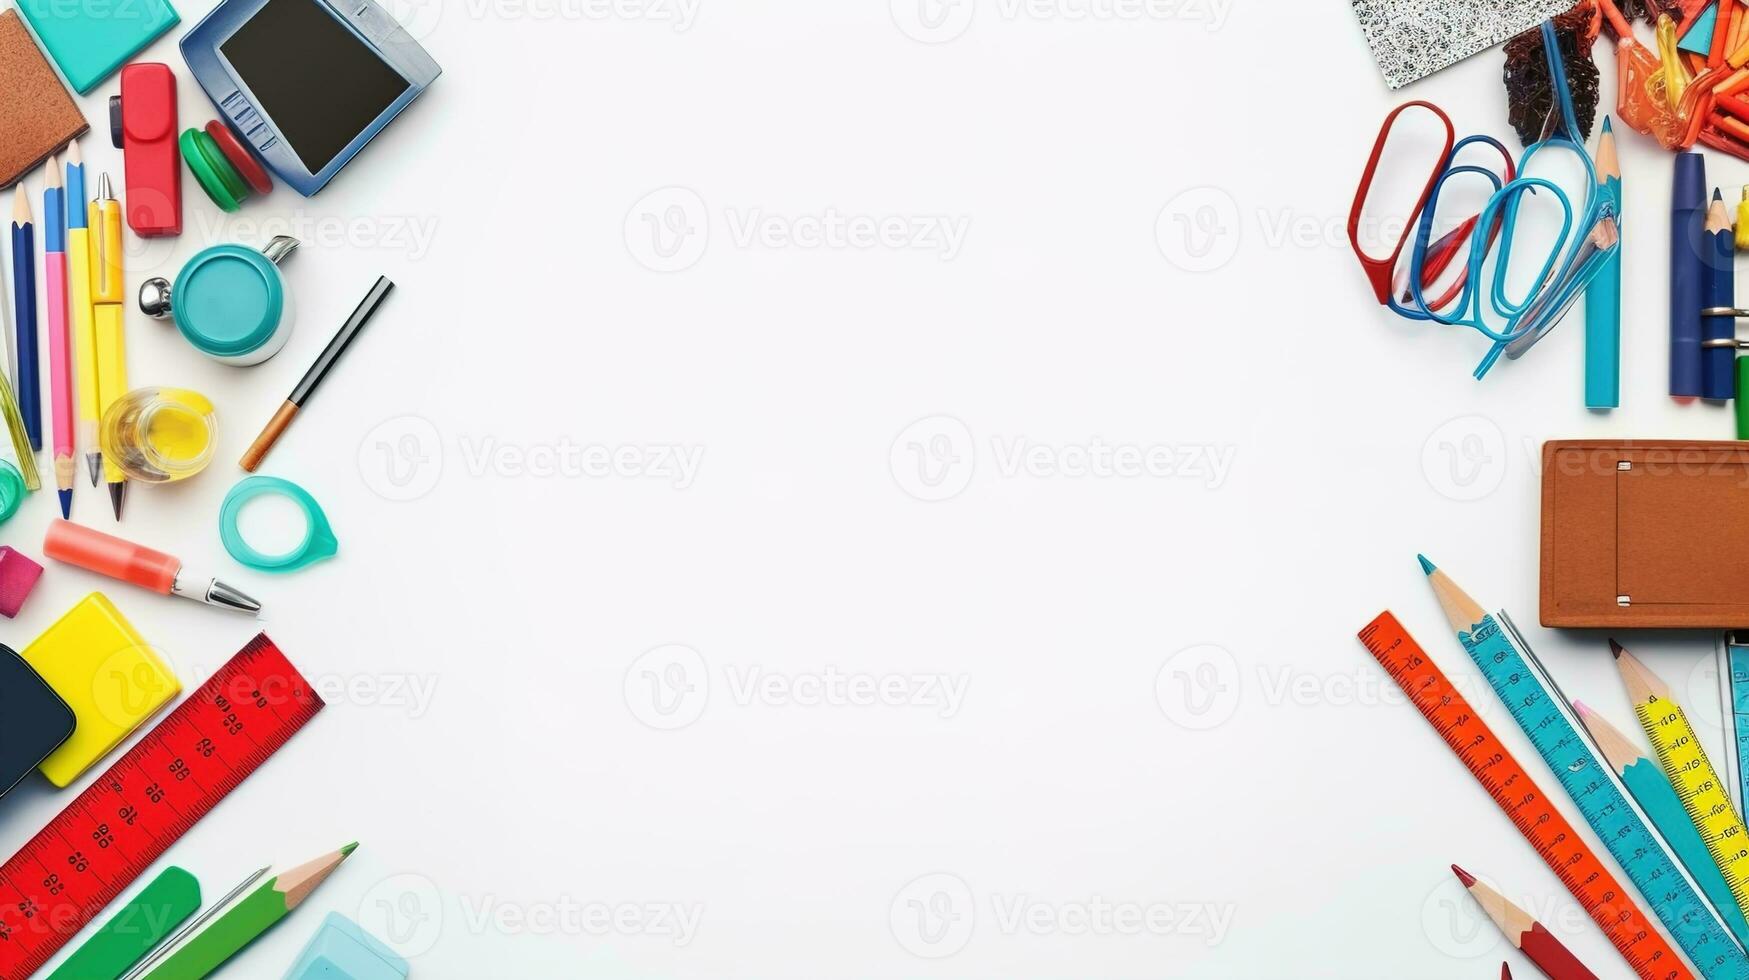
[139,278,172,319]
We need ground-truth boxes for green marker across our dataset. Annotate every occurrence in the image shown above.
[141,843,357,980]
[49,867,200,980]
[1737,357,1749,439]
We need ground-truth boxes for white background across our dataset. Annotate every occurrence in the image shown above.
[0,0,1731,977]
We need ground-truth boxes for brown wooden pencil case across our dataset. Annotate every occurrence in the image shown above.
[1542,440,1749,628]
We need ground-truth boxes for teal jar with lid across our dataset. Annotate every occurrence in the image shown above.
[138,236,299,365]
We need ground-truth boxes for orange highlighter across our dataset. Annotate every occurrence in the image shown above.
[43,519,259,613]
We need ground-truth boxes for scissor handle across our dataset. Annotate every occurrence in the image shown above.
[1350,100,1456,305]
[1400,135,1517,312]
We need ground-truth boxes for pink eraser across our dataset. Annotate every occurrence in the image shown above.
[0,547,44,618]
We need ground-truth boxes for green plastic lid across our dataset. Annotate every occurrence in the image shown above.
[173,245,285,358]
[0,461,22,524]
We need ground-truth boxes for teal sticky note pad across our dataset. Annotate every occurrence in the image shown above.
[15,0,179,94]
[283,913,409,980]
[1679,3,1718,56]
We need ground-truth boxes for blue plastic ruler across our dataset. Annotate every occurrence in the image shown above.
[1720,633,1749,823]
[1462,610,1748,979]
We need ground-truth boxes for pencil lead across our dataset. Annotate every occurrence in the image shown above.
[1716,187,1726,202]
[1417,554,1436,575]
[85,454,99,486]
[1608,638,1625,658]
[108,482,124,521]
[1602,115,1613,135]
[1450,864,1476,887]
[57,488,70,519]
[340,841,358,857]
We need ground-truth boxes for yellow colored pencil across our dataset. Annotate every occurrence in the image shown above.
[1614,639,1749,926]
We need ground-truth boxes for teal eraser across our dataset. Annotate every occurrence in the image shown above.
[282,913,408,980]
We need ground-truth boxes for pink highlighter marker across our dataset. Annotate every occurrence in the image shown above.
[44,519,260,613]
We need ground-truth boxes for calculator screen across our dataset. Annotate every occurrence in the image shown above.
[222,0,412,172]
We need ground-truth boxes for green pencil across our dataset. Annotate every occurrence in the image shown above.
[140,843,357,980]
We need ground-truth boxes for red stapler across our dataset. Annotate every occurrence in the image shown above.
[108,63,181,237]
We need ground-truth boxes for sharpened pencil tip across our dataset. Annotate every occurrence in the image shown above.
[1417,554,1436,575]
[1450,864,1475,887]
[1572,699,1592,717]
[107,482,124,520]
[1602,115,1613,134]
[1609,638,1625,658]
[57,489,69,519]
[1716,187,1725,202]
[340,841,358,857]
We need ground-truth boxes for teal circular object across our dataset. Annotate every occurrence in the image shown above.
[219,476,338,572]
[0,461,22,525]
[173,245,285,359]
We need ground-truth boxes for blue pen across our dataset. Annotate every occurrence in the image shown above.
[1585,117,1621,409]
[1674,152,1707,399]
[11,186,39,449]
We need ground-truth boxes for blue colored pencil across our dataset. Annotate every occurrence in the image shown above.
[1706,188,1736,400]
[1586,117,1620,409]
[11,185,39,449]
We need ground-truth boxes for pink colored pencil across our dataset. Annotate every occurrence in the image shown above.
[43,155,71,517]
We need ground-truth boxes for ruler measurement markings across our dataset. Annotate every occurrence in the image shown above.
[1358,613,1686,979]
[0,634,321,979]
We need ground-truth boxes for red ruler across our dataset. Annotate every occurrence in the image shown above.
[1357,611,1689,980]
[0,633,322,979]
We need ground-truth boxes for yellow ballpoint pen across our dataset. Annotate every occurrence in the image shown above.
[92,174,128,520]
[65,142,99,489]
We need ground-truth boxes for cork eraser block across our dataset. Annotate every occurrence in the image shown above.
[0,546,44,618]
[0,10,87,188]
[1542,440,1749,628]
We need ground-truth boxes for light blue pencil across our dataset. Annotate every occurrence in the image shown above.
[1576,699,1749,949]
[1585,117,1621,409]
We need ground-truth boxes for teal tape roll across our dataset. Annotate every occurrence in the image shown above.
[219,476,337,572]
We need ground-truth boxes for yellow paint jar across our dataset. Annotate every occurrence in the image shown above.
[99,387,218,483]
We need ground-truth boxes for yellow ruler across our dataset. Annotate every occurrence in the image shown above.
[1619,640,1749,924]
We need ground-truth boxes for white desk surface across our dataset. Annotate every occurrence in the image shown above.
[0,1,1730,976]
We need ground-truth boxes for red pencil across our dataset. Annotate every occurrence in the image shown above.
[1504,964,1513,980]
[1452,865,1599,980]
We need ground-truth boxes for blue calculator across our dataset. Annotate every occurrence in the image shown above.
[179,0,440,196]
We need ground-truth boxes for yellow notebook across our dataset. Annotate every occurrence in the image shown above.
[23,593,177,787]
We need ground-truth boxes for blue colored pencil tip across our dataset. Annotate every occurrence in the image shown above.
[1417,554,1436,575]
[57,488,69,519]
[1602,115,1612,134]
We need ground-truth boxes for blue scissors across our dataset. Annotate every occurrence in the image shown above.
[1351,21,1620,379]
